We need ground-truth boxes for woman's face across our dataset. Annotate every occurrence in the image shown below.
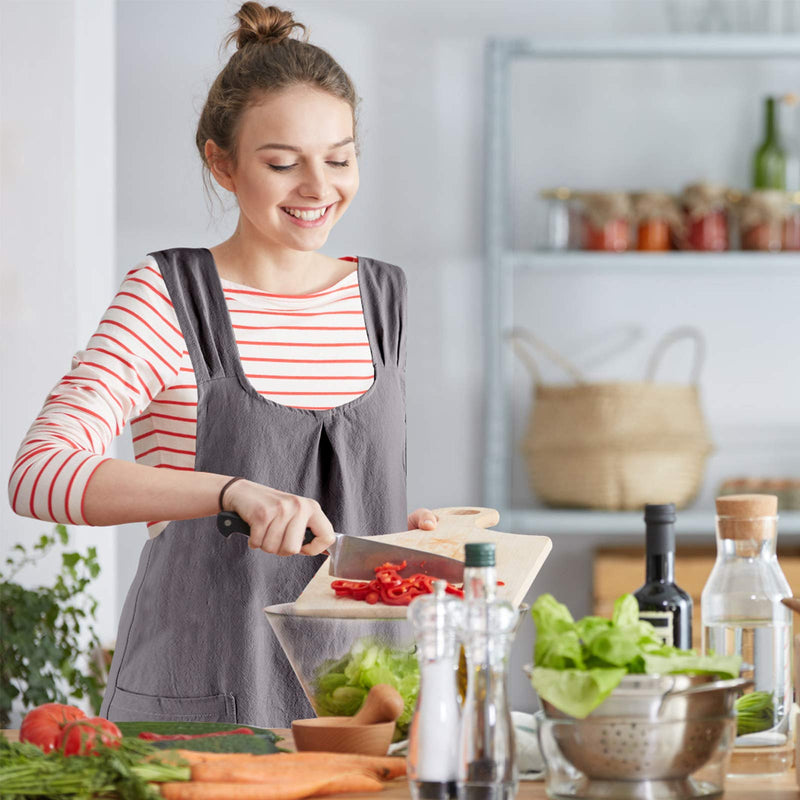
[216,84,359,252]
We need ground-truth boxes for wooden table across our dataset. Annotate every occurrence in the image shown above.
[3,729,797,798]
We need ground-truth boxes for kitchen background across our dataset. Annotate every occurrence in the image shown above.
[1,0,799,716]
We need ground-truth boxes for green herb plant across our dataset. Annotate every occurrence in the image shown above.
[0,525,105,728]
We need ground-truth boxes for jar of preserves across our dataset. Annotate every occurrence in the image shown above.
[783,192,800,251]
[737,190,787,252]
[631,191,682,251]
[680,182,730,251]
[578,192,631,252]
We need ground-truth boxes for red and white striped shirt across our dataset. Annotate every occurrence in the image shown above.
[8,255,372,537]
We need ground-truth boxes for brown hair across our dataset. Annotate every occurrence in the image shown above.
[196,3,360,199]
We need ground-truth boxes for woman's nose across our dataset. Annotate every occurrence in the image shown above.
[297,162,329,199]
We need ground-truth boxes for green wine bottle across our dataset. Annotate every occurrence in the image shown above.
[752,96,786,189]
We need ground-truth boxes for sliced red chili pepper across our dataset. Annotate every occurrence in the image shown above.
[330,561,464,606]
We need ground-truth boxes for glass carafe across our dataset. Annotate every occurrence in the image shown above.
[701,493,793,776]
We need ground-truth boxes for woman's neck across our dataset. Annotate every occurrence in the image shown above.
[209,231,353,295]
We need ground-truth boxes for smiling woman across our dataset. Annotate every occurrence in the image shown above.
[8,2,438,730]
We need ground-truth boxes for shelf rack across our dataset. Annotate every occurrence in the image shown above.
[482,34,800,537]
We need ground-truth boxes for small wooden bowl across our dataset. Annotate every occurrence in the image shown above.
[291,716,395,755]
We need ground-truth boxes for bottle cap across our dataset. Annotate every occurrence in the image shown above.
[716,494,778,543]
[716,493,778,518]
[644,503,676,524]
[464,542,495,568]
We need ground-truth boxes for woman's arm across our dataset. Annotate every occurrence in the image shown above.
[82,459,333,556]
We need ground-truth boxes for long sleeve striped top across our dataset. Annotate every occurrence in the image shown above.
[8,255,372,537]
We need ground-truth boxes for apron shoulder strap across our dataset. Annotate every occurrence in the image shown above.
[149,247,238,383]
[357,258,407,371]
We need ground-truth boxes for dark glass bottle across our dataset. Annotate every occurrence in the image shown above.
[634,503,693,650]
[753,96,786,190]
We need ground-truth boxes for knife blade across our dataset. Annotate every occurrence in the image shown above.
[216,511,464,583]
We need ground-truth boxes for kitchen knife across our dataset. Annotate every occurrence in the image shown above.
[217,511,464,583]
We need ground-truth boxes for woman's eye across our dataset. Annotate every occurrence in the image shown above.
[268,164,296,172]
[327,160,350,168]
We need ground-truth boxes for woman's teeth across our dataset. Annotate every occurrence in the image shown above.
[283,207,327,221]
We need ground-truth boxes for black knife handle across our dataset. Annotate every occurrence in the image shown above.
[217,511,314,545]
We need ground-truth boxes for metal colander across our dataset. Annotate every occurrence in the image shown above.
[535,673,750,800]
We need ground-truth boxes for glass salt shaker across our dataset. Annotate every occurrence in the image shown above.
[407,580,464,800]
[457,543,519,800]
[701,493,793,776]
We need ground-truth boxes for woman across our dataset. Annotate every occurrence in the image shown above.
[8,2,437,727]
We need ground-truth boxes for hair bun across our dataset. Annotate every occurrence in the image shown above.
[228,2,306,50]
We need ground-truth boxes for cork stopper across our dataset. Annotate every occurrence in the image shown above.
[716,493,778,543]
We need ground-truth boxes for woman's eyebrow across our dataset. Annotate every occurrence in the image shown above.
[255,136,354,153]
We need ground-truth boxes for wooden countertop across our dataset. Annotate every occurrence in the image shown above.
[3,729,797,798]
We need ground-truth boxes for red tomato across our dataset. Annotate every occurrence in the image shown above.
[60,717,122,756]
[19,703,86,753]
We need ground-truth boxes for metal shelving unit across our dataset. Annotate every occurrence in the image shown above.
[482,35,800,537]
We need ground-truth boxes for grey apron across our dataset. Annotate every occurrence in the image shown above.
[100,247,407,727]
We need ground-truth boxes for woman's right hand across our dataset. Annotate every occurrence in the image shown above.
[221,480,335,557]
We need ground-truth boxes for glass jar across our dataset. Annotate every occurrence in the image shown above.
[578,192,631,252]
[631,191,682,251]
[538,188,573,251]
[701,494,793,776]
[681,182,730,251]
[783,191,800,251]
[737,190,787,252]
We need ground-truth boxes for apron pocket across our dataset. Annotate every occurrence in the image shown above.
[108,686,237,723]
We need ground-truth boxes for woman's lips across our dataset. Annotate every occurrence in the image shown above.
[281,204,334,228]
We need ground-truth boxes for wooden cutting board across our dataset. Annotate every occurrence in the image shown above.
[291,506,552,618]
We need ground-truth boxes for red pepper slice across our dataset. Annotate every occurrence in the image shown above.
[330,561,465,606]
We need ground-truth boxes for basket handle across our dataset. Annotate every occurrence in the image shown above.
[506,327,586,385]
[645,326,706,385]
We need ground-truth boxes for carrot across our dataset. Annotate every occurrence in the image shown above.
[170,749,258,765]
[191,762,377,783]
[182,752,405,781]
[158,771,383,800]
[270,753,406,780]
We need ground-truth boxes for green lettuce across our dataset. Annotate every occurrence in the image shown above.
[312,638,419,740]
[530,593,741,718]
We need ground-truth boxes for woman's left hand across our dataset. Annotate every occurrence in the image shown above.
[408,508,438,531]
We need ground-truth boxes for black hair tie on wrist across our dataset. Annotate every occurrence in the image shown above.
[219,477,245,512]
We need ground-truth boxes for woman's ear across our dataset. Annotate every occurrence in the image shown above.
[205,140,236,193]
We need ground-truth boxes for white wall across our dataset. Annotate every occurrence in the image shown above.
[1,0,117,720]
[4,0,799,716]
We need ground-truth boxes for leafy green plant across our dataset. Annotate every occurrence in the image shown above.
[0,525,104,728]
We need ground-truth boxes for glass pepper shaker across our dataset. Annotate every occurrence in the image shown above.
[457,543,519,800]
[701,493,793,776]
[407,580,464,800]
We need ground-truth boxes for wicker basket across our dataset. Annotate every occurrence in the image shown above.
[509,327,713,511]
